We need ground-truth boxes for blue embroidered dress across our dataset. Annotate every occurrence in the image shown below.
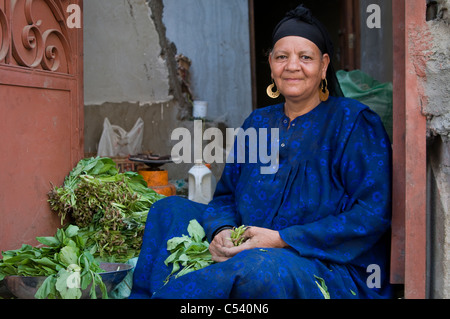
[130,96,393,299]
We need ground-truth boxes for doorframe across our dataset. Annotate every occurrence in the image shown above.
[390,0,428,299]
[338,0,361,71]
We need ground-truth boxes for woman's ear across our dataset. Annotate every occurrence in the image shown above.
[321,53,330,79]
[268,52,274,79]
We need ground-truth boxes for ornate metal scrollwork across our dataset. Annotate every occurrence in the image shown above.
[2,0,72,74]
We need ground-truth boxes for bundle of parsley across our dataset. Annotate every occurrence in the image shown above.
[48,157,165,263]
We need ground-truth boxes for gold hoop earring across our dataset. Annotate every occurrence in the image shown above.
[319,79,330,102]
[267,80,280,99]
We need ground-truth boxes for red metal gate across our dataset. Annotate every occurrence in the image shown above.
[0,0,83,252]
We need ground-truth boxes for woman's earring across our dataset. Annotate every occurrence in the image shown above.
[319,79,330,102]
[267,80,280,99]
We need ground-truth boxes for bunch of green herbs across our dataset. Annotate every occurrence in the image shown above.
[0,225,107,299]
[164,220,214,284]
[48,157,165,263]
[229,225,248,246]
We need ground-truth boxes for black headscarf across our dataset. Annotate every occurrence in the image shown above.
[272,5,344,97]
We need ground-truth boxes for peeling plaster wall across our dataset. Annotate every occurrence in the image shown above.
[422,0,450,299]
[424,1,450,141]
[84,0,172,104]
[83,0,231,182]
[83,0,190,180]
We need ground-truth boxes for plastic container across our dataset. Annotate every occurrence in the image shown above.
[193,100,208,119]
[138,169,176,197]
[188,160,213,204]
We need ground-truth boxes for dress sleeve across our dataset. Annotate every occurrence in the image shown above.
[279,109,392,264]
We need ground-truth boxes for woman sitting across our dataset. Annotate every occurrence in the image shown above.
[130,5,393,299]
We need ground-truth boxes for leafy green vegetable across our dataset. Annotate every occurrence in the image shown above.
[164,220,214,284]
[0,225,108,299]
[59,246,79,266]
[48,157,165,262]
[54,268,82,299]
[188,218,206,242]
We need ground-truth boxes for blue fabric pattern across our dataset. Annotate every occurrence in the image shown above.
[130,96,393,299]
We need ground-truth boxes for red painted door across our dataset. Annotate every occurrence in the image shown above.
[0,0,83,252]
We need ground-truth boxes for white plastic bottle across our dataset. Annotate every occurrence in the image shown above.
[188,160,213,204]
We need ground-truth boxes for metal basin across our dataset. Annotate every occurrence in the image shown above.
[3,262,133,299]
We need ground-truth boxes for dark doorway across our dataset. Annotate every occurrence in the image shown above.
[249,0,360,109]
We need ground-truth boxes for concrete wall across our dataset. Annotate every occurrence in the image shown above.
[83,0,178,155]
[425,0,450,299]
[84,0,171,105]
[424,0,450,141]
[428,135,450,298]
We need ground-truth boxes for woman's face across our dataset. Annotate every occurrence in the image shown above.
[269,36,330,104]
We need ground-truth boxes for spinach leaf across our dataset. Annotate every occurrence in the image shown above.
[164,220,214,284]
[58,246,79,267]
[55,269,82,299]
[0,226,108,299]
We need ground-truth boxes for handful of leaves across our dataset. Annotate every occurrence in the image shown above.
[163,223,252,285]
[164,220,214,284]
[229,225,248,246]
[0,225,107,299]
[48,157,165,262]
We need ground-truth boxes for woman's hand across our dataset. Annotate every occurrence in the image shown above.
[209,227,289,263]
[238,226,289,250]
[209,229,235,263]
